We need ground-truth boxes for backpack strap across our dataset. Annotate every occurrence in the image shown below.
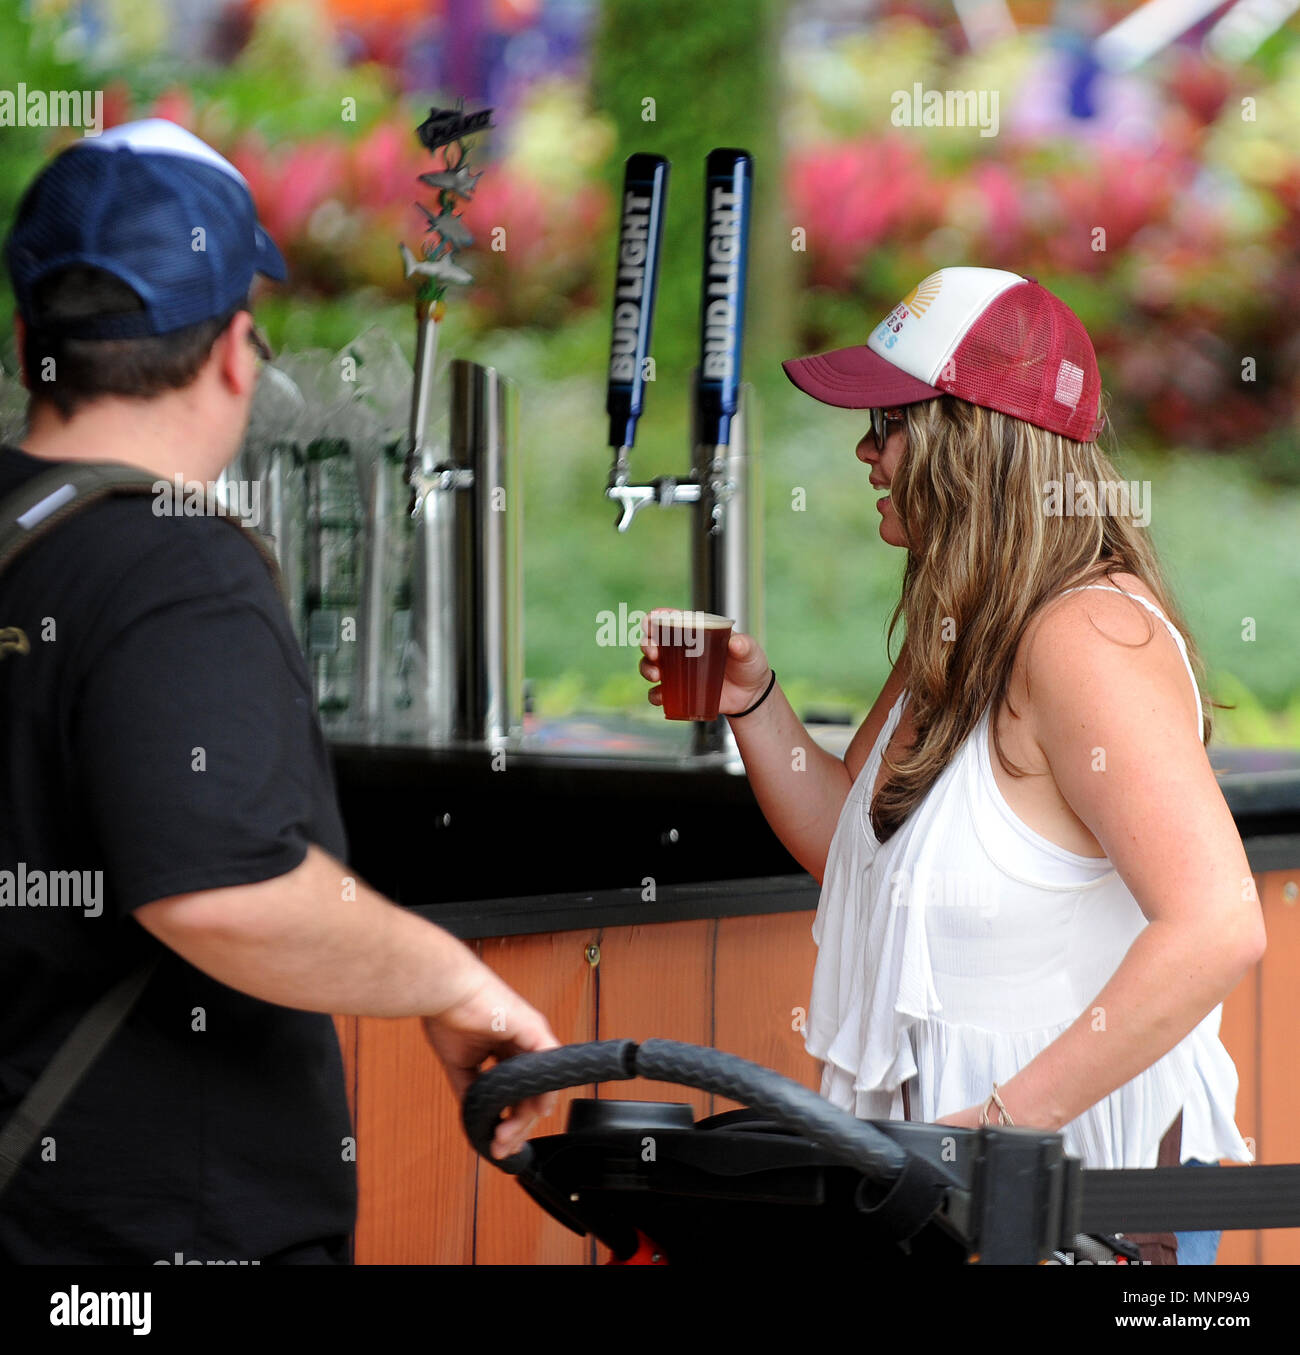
[0,461,285,594]
[0,459,285,1203]
[0,952,162,1199]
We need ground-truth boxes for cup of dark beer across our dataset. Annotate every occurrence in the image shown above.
[646,609,735,721]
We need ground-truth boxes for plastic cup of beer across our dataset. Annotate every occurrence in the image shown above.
[646,610,735,721]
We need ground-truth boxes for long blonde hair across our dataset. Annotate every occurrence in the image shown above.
[872,394,1212,843]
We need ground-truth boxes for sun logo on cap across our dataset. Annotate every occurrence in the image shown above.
[900,272,943,318]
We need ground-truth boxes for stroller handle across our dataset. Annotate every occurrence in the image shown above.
[463,1037,914,1185]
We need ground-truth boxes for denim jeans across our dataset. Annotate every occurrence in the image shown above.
[1175,1160,1221,1265]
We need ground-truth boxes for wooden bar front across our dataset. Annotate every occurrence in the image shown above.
[332,868,1299,1266]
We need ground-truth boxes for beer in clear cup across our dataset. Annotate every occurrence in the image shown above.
[647,610,735,721]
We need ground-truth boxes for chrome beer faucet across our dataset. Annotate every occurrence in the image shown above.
[604,150,762,758]
[607,465,701,533]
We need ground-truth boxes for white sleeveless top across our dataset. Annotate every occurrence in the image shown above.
[805,585,1252,1169]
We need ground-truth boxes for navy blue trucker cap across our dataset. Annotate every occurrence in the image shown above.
[5,117,286,340]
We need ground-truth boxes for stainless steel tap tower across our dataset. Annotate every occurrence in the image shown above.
[406,326,522,747]
[605,150,762,758]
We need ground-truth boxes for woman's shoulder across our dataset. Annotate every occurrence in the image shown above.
[1015,571,1195,729]
[1022,571,1171,658]
[1078,570,1161,608]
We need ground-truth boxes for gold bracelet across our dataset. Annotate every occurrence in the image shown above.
[979,1084,1015,1127]
[990,1083,1015,1126]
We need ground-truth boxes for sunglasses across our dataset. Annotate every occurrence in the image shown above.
[870,407,905,448]
[246,323,273,364]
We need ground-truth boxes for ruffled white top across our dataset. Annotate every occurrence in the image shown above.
[805,586,1253,1169]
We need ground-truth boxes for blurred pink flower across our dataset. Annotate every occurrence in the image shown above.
[956,163,1027,268]
[1044,149,1179,271]
[787,137,944,288]
[230,136,351,245]
[463,170,609,326]
[348,120,430,212]
[149,88,195,129]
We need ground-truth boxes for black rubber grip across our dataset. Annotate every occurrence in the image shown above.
[635,1039,908,1179]
[462,1038,913,1186]
[461,1039,639,1173]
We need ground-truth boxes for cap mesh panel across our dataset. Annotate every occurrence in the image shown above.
[941,283,1102,441]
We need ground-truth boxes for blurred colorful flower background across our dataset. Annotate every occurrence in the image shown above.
[6,0,1297,459]
[1,0,1297,738]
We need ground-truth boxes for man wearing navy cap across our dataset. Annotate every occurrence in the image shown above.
[0,119,557,1264]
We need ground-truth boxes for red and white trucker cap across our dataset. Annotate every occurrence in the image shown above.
[782,267,1104,442]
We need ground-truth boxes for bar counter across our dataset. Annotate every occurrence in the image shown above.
[326,716,1300,1266]
[330,714,1300,934]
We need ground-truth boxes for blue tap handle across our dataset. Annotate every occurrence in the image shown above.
[606,153,670,451]
[695,148,753,448]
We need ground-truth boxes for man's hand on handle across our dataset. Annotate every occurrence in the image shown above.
[422,962,561,1160]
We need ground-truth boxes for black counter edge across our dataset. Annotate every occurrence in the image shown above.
[413,832,1300,939]
[415,873,823,940]
[1243,833,1300,874]
[330,744,1300,813]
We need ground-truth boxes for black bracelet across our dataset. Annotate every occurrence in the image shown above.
[727,668,776,719]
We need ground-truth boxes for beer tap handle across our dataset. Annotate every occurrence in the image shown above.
[606,153,669,481]
[694,149,753,452]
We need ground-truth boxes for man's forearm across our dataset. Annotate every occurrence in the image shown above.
[135,845,488,1018]
[998,917,1261,1132]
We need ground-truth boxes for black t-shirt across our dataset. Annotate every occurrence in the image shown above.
[0,445,357,1263]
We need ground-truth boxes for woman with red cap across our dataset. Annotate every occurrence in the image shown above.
[640,267,1262,1265]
